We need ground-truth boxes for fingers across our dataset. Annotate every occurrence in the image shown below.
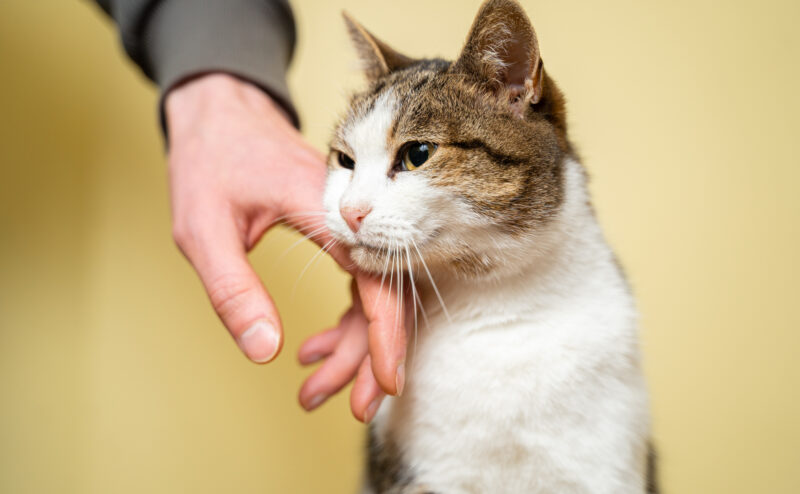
[350,356,386,423]
[356,272,407,396]
[298,309,369,411]
[173,204,282,364]
[282,172,408,401]
[297,326,344,365]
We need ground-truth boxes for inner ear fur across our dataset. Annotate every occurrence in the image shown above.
[343,12,416,81]
[453,0,545,112]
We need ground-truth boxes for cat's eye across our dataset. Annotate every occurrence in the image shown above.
[401,142,437,171]
[337,151,355,170]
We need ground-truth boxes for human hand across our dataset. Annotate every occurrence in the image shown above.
[164,73,405,421]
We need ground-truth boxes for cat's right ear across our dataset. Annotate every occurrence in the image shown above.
[343,12,415,81]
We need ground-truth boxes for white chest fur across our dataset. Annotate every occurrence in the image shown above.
[368,160,651,494]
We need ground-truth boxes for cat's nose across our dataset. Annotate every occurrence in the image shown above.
[340,205,372,233]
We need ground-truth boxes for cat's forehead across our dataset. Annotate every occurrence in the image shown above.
[335,61,454,149]
[350,60,450,118]
[342,90,397,167]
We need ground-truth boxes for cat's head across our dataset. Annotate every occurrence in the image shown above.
[324,0,571,279]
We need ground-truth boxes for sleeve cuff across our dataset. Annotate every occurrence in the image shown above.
[142,0,299,128]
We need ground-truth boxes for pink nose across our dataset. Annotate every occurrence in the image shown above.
[340,206,372,233]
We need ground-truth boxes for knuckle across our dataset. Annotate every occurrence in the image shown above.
[171,215,200,252]
[171,222,188,247]
[207,274,256,319]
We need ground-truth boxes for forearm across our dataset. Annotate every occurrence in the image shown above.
[92,0,298,126]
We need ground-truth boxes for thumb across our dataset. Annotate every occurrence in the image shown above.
[174,212,282,363]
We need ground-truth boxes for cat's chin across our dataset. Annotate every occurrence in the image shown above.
[346,240,436,276]
[347,239,513,281]
[348,243,399,274]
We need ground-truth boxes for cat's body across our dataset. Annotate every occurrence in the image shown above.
[366,159,650,494]
[323,1,654,492]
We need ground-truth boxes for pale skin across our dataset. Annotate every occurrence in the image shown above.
[165,73,406,422]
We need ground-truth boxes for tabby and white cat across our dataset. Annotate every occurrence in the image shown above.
[323,1,655,492]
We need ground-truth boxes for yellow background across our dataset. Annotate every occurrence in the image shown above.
[1,0,798,492]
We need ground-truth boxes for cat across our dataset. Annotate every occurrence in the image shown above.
[322,1,656,492]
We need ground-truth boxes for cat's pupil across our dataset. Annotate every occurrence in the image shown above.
[408,143,429,167]
[338,151,355,170]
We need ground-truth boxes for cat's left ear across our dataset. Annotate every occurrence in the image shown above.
[343,12,416,81]
[453,0,544,111]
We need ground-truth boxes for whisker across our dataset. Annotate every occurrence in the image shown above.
[395,239,402,340]
[292,238,338,296]
[374,237,392,314]
[386,242,396,308]
[289,216,327,229]
[274,224,329,262]
[265,224,330,276]
[413,284,430,332]
[411,238,451,322]
[405,244,419,359]
[250,213,325,251]
[290,222,329,241]
[272,211,328,224]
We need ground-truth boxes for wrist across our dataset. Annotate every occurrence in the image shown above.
[165,73,292,138]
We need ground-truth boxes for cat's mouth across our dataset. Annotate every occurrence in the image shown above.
[348,237,430,275]
[347,227,505,279]
[354,240,415,264]
[356,241,390,254]
[353,228,439,258]
[326,216,445,274]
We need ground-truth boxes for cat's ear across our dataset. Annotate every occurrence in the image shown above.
[453,0,544,109]
[343,12,416,81]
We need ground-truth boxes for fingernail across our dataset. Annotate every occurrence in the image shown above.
[307,394,327,410]
[395,362,405,396]
[364,398,381,424]
[303,353,324,365]
[239,321,280,363]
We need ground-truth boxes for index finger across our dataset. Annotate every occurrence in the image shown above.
[355,272,406,396]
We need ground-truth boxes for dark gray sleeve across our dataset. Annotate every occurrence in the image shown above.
[94,0,298,126]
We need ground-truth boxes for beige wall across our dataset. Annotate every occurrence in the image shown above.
[1,0,798,492]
